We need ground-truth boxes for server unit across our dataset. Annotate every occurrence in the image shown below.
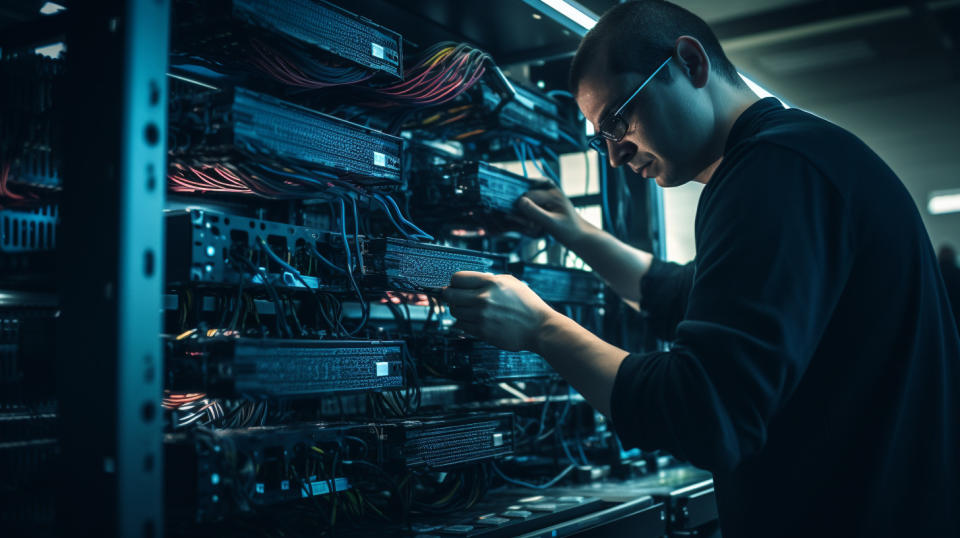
[363,237,509,292]
[166,337,406,397]
[173,0,404,80]
[169,86,403,186]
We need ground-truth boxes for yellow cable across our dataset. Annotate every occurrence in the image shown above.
[175,328,196,340]
[421,112,444,125]
[454,128,486,140]
[426,47,453,67]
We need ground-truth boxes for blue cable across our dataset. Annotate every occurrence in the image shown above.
[526,143,549,177]
[382,194,434,241]
[567,385,591,466]
[513,134,545,148]
[370,194,417,240]
[338,199,358,282]
[523,142,560,185]
[557,130,583,149]
[555,397,581,466]
[350,197,364,274]
[258,238,311,286]
[383,194,433,240]
[520,142,533,177]
[308,244,345,274]
[491,461,576,489]
[539,143,560,163]
[338,198,368,336]
[512,141,528,177]
[538,157,560,184]
[575,436,590,466]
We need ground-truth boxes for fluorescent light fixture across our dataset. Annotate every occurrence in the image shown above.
[35,42,65,58]
[39,2,65,15]
[523,0,598,35]
[541,0,597,30]
[928,190,960,215]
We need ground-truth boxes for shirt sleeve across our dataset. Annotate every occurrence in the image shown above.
[640,258,696,341]
[610,143,853,473]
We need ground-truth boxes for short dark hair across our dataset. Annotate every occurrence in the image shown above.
[569,0,743,93]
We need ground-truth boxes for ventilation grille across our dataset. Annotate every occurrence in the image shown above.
[0,206,58,253]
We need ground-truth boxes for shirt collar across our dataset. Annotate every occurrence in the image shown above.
[723,97,784,156]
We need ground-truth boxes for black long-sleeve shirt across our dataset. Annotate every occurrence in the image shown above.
[610,98,960,537]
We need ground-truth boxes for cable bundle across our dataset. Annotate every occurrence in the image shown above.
[248,38,373,89]
[370,42,490,106]
[167,161,345,199]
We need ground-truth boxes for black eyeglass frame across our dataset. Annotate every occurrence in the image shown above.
[588,56,673,153]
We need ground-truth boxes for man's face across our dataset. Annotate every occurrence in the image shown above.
[576,60,717,188]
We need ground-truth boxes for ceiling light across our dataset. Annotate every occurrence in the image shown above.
[541,0,597,30]
[928,190,960,215]
[34,42,65,58]
[522,0,598,35]
[39,2,65,15]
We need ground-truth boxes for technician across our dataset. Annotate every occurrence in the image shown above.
[442,1,960,536]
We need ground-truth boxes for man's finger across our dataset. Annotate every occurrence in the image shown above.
[522,185,559,204]
[525,178,555,192]
[516,196,554,225]
[448,304,483,322]
[441,286,485,306]
[450,271,494,289]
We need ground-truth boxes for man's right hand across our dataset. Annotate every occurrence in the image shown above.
[515,182,591,246]
[514,179,654,306]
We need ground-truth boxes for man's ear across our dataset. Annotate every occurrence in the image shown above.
[674,35,710,89]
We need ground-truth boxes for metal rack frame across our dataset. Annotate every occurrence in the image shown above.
[55,1,170,535]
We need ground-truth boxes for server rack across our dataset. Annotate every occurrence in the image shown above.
[0,1,700,536]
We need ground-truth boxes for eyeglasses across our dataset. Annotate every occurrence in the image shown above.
[588,56,672,153]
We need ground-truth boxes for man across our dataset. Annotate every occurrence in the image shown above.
[442,1,959,536]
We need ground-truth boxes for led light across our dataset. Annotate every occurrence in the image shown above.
[34,42,65,58]
[39,2,65,15]
[928,190,960,215]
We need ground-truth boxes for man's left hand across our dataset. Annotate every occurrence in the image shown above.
[442,271,556,352]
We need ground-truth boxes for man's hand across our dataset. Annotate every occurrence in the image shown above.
[443,270,629,417]
[516,181,655,305]
[515,181,591,245]
[442,271,557,352]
